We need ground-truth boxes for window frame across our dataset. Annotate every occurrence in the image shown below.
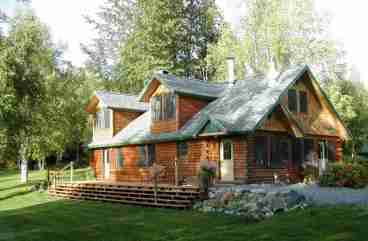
[288,89,298,112]
[151,93,176,121]
[137,144,155,167]
[177,142,188,160]
[299,90,308,113]
[95,107,110,128]
[221,139,233,161]
[116,148,124,169]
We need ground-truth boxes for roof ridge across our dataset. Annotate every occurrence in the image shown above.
[95,90,139,97]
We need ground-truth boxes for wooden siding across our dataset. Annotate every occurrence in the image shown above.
[260,107,291,133]
[177,95,209,129]
[113,110,142,135]
[151,119,177,134]
[232,137,247,180]
[150,91,208,134]
[283,72,344,137]
[90,149,103,180]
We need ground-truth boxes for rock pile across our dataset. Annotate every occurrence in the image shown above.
[193,186,308,221]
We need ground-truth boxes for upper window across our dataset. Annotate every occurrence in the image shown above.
[151,93,176,121]
[96,108,110,128]
[299,91,308,113]
[288,89,308,113]
[177,142,188,159]
[288,89,298,112]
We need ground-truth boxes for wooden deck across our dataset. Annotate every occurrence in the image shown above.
[49,181,201,209]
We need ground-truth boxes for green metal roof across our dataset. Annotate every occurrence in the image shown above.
[88,65,350,149]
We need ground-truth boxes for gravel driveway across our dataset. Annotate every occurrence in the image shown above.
[211,183,368,205]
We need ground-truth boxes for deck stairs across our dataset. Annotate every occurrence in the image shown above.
[49,182,201,209]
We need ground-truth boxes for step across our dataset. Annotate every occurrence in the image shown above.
[51,193,189,208]
[56,184,199,195]
[49,189,193,205]
[48,183,200,209]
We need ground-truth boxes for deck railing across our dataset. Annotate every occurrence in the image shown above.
[48,162,96,187]
[48,161,74,187]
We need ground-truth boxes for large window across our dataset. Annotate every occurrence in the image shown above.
[318,140,336,161]
[255,136,268,166]
[288,89,308,113]
[138,144,155,167]
[96,108,110,128]
[256,136,318,168]
[177,142,188,160]
[151,93,176,121]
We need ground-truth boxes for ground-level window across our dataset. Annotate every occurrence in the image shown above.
[255,136,319,168]
[318,140,336,162]
[116,148,124,169]
[255,136,268,166]
[177,142,188,160]
[138,144,155,167]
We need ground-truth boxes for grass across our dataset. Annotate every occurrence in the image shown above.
[0,170,368,241]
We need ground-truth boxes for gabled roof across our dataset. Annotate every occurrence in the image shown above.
[138,73,227,101]
[86,91,149,113]
[88,65,350,149]
[188,65,309,135]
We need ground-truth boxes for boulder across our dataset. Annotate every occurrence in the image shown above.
[194,185,308,221]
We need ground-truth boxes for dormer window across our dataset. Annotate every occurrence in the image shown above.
[151,93,176,121]
[95,108,110,128]
[288,89,308,114]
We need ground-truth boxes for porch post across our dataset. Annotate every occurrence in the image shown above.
[174,158,179,186]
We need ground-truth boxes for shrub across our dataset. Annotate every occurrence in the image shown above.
[198,160,217,193]
[319,162,368,189]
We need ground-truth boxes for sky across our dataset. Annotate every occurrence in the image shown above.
[1,0,368,82]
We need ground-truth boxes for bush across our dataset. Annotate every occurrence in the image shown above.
[198,160,217,193]
[319,162,368,189]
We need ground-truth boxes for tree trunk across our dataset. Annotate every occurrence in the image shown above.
[76,143,80,164]
[20,143,28,183]
[56,152,63,166]
[38,160,45,170]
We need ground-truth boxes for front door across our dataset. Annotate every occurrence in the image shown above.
[103,149,110,179]
[220,139,234,181]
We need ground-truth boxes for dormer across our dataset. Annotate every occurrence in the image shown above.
[138,73,226,134]
[86,91,149,141]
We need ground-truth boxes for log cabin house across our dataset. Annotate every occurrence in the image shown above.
[86,64,350,185]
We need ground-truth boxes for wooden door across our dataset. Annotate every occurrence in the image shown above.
[220,139,234,181]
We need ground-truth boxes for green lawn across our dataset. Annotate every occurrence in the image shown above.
[1,170,368,241]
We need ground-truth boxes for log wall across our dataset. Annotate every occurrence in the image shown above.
[113,110,142,135]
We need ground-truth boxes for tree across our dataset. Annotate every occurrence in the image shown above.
[0,10,56,182]
[85,0,222,92]
[206,0,342,81]
[325,79,368,159]
[205,23,245,81]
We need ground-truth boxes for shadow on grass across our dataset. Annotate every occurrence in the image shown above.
[0,199,367,241]
[0,189,34,201]
[0,181,43,192]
